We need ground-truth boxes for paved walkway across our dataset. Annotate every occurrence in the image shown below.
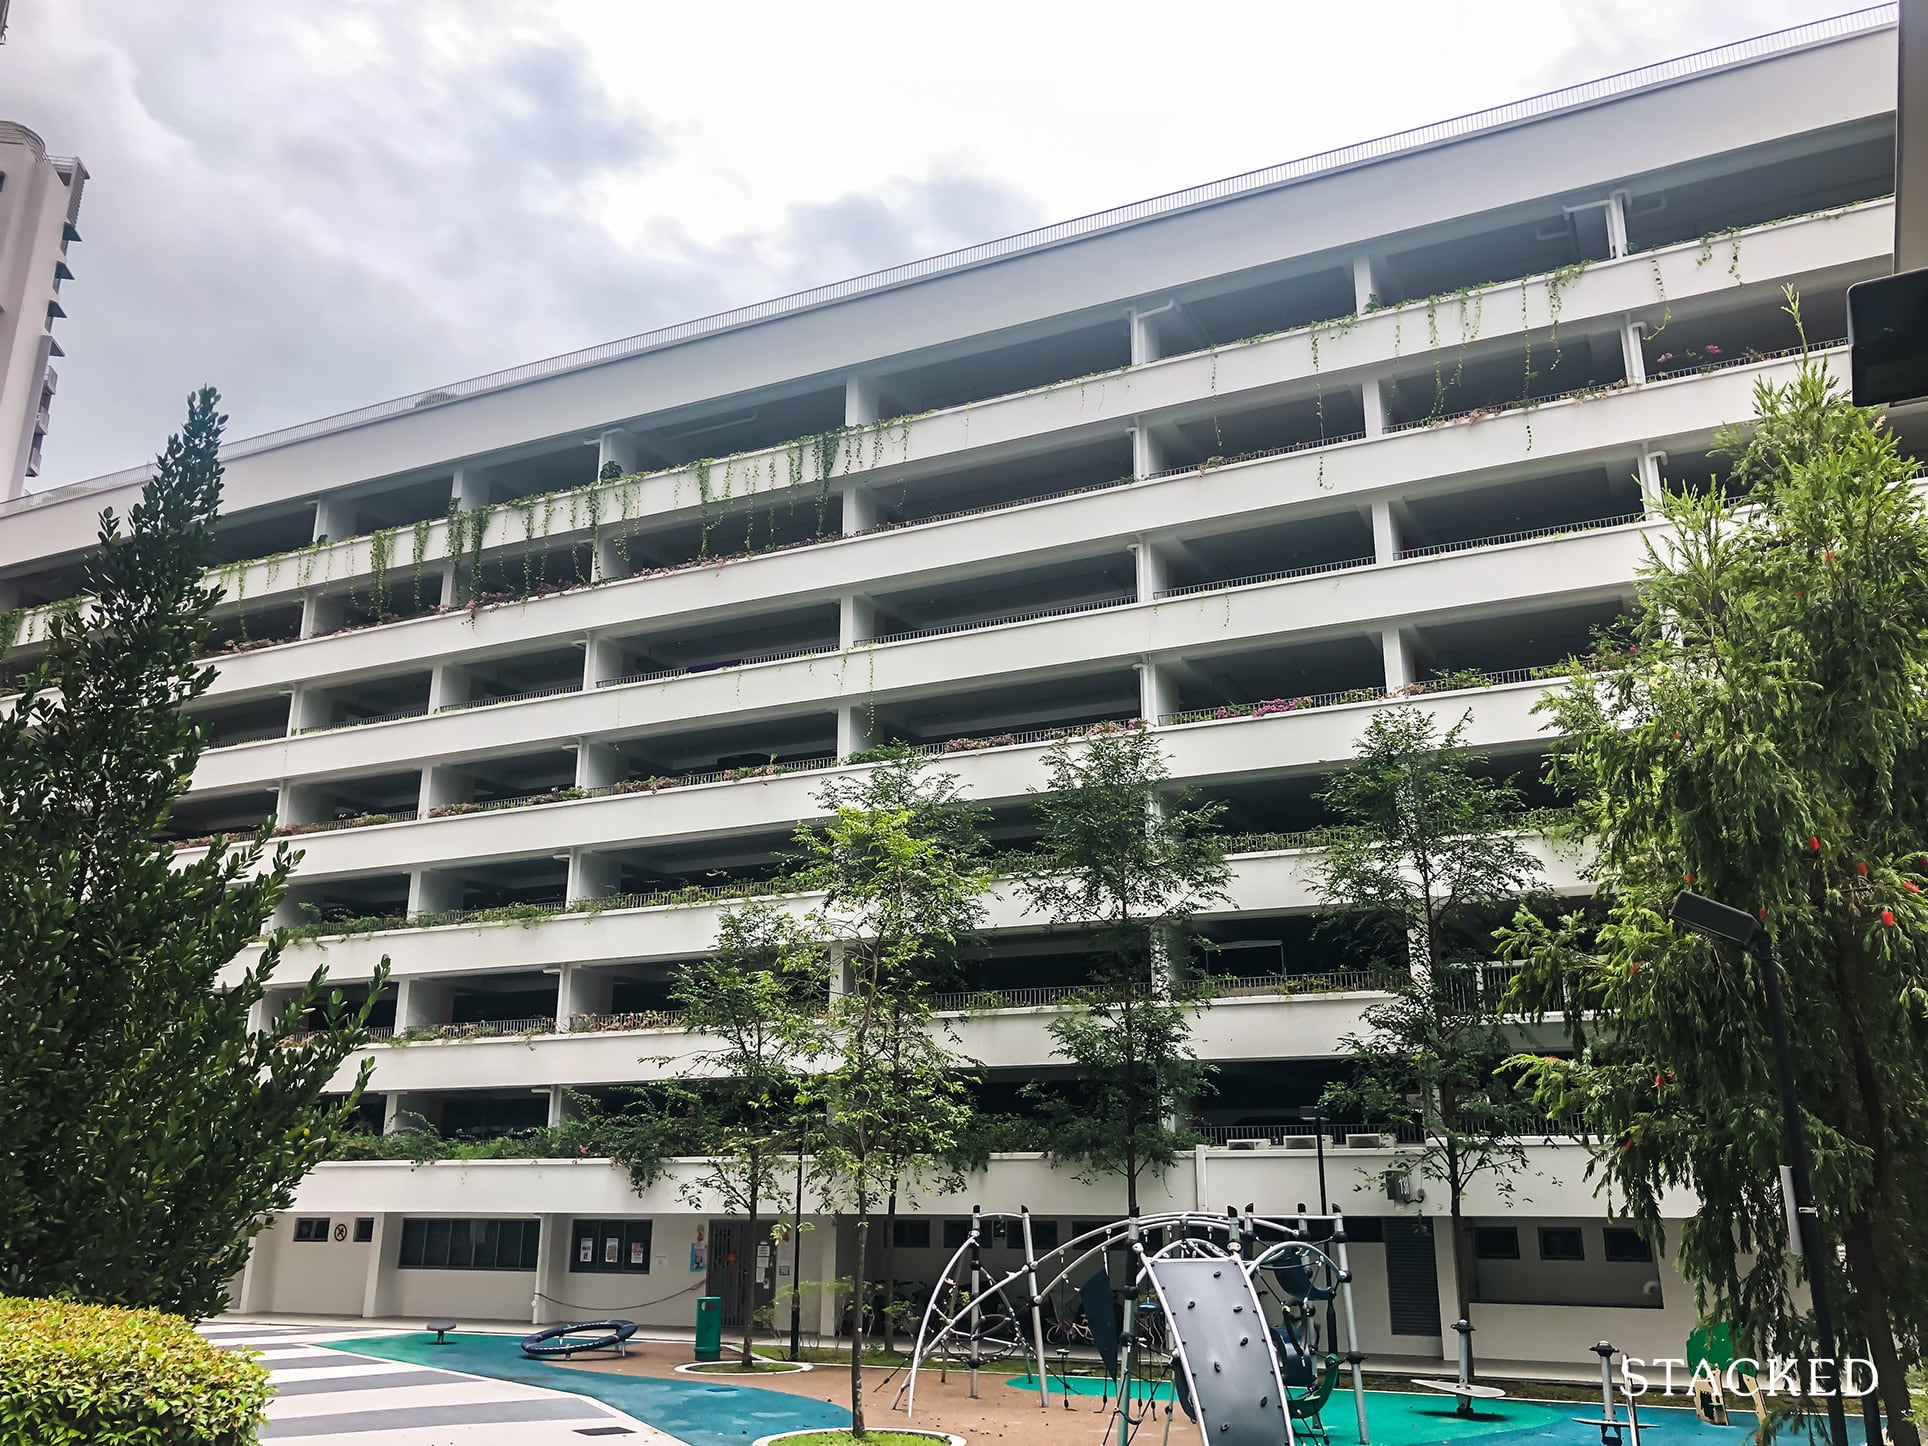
[196,1322,675,1445]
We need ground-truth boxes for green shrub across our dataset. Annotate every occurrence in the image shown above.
[0,1296,271,1445]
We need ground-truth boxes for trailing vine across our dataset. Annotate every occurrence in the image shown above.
[410,518,431,610]
[367,525,396,621]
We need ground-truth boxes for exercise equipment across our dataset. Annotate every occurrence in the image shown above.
[1687,1322,1766,1428]
[899,1205,1372,1446]
[1410,1319,1508,1420]
[519,1318,639,1358]
[1573,1340,1646,1446]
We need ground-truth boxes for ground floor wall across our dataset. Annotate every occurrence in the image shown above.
[234,1200,1704,1374]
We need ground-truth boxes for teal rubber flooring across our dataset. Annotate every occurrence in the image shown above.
[322,1333,849,1446]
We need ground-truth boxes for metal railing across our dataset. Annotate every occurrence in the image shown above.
[1154,555,1375,600]
[1397,512,1647,560]
[1158,667,1555,727]
[868,594,1134,646]
[1143,430,1369,483]
[598,644,823,690]
[434,680,581,713]
[291,704,430,736]
[25,6,1883,509]
[567,1010,684,1034]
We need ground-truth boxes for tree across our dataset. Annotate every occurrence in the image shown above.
[1018,723,1230,1212]
[793,752,989,1435]
[664,900,817,1368]
[1314,708,1545,1352]
[1501,339,1928,1444]
[0,389,385,1316]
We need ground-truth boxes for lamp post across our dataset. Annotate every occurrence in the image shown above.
[1668,891,1848,1446]
[788,1151,805,1362]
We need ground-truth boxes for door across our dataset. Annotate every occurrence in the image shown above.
[707,1220,777,1331]
[1383,1218,1443,1340]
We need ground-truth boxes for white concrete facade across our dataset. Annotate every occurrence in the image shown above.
[0,122,84,500]
[4,11,1905,1373]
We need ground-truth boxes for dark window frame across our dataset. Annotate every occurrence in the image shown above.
[569,1218,653,1274]
[353,1217,375,1244]
[1538,1226,1587,1262]
[1473,1226,1520,1260]
[1602,1227,1654,1263]
[398,1217,540,1271]
[293,1217,330,1243]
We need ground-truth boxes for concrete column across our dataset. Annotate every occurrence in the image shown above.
[1130,421,1165,478]
[575,740,621,791]
[299,592,347,640]
[1382,627,1417,691]
[838,593,875,649]
[276,781,325,827]
[1432,1221,1461,1364]
[1605,190,1631,260]
[361,1213,400,1319]
[384,1092,443,1134]
[567,848,616,902]
[1369,500,1401,564]
[597,429,639,481]
[837,705,874,759]
[395,976,454,1033]
[417,764,471,816]
[533,1213,564,1325]
[1620,315,1648,385]
[841,486,878,536]
[441,466,487,606]
[812,1215,841,1341]
[426,661,468,713]
[1129,302,1174,366]
[844,376,881,427]
[287,684,331,735]
[236,1236,274,1314]
[1352,255,1377,313]
[581,633,624,690]
[1135,659,1176,724]
[1637,448,1668,516]
[558,963,615,1030]
[1362,380,1388,438]
[1131,539,1169,602]
[544,1086,570,1129]
[312,495,356,546]
[406,869,464,918]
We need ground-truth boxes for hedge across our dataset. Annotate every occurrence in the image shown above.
[0,1296,271,1445]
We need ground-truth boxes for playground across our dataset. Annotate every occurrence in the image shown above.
[304,1205,1874,1446]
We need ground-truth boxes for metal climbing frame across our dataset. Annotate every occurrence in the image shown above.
[896,1205,1372,1446]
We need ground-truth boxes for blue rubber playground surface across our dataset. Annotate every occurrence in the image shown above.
[320,1334,849,1446]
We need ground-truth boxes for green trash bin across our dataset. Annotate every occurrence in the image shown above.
[695,1295,723,1362]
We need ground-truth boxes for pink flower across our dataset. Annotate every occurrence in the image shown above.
[1704,344,1722,356]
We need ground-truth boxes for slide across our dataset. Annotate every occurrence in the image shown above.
[1145,1257,1294,1446]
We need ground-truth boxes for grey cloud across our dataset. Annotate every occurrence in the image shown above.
[1,2,1039,484]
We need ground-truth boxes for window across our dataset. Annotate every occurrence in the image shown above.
[1539,1227,1586,1262]
[293,1217,330,1243]
[1030,1220,1060,1250]
[1473,1227,1519,1260]
[353,1218,375,1244]
[1340,1217,1384,1243]
[398,1217,540,1271]
[1072,1220,1112,1240]
[570,1219,652,1273]
[942,1220,971,1250]
[891,1220,931,1249]
[1603,1228,1654,1263]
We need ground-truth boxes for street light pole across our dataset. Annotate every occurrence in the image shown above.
[789,1151,805,1362]
[1669,892,1849,1446]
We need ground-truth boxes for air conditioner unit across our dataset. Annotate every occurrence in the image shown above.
[1345,1133,1389,1149]
[1282,1136,1318,1152]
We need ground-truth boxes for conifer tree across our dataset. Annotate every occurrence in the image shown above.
[0,390,385,1316]
[1502,333,1928,1444]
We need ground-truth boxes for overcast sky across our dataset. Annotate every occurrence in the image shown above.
[3,0,1856,486]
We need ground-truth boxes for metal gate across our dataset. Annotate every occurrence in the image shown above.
[706,1220,776,1331]
[1382,1219,1442,1339]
